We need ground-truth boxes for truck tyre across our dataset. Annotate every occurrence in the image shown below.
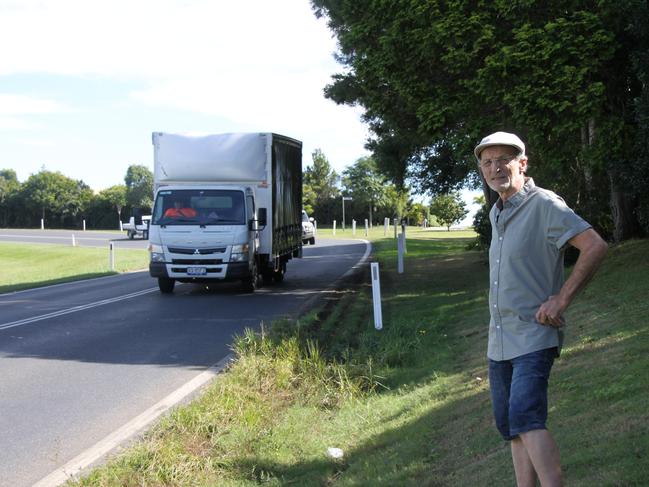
[309,237,315,245]
[158,277,175,294]
[272,261,286,282]
[128,230,135,240]
[241,261,259,293]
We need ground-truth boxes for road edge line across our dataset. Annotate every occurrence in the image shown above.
[33,354,234,487]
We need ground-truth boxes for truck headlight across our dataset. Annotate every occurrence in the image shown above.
[148,243,165,263]
[230,243,249,262]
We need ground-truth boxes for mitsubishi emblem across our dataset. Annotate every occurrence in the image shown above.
[193,249,200,255]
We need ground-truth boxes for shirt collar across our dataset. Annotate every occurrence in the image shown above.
[497,177,535,210]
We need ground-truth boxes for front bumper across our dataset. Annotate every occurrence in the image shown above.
[149,261,250,281]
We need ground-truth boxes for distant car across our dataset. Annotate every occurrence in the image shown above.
[122,215,151,239]
[302,210,315,245]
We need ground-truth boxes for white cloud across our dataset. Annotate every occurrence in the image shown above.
[0,0,371,184]
[0,94,69,114]
[0,0,339,79]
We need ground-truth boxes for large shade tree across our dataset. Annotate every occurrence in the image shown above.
[312,0,649,241]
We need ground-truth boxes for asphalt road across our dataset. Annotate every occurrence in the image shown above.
[0,236,369,487]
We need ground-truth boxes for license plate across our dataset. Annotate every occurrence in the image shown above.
[187,267,207,276]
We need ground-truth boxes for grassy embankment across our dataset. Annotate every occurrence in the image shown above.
[0,242,148,293]
[54,227,648,485]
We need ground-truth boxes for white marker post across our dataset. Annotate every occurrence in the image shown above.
[83,220,86,231]
[41,219,44,230]
[313,220,317,235]
[333,220,336,236]
[364,219,368,236]
[71,234,76,247]
[119,220,123,232]
[397,234,404,274]
[352,219,356,236]
[109,242,115,271]
[371,262,383,330]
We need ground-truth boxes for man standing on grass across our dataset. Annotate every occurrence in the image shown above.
[475,131,608,487]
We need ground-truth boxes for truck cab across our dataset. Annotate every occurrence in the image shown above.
[148,186,262,293]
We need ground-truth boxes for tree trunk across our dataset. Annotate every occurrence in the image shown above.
[608,169,641,242]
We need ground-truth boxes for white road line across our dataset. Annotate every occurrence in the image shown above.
[33,354,234,487]
[0,288,158,331]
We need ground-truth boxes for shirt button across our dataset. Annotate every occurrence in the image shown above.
[499,236,503,241]
[493,304,497,308]
[496,326,501,329]
[496,259,500,263]
[494,281,498,285]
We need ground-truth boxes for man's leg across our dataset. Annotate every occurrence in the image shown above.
[509,348,561,487]
[519,429,562,487]
[511,437,537,487]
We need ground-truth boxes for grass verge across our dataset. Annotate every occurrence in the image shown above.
[0,242,149,293]
[70,231,648,486]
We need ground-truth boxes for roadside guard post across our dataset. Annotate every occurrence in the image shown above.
[333,220,336,236]
[371,262,383,330]
[352,219,356,236]
[397,234,404,274]
[109,242,115,271]
[364,219,368,236]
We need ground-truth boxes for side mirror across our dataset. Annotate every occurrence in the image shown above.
[258,208,268,227]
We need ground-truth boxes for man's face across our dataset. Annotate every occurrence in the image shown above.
[479,145,527,200]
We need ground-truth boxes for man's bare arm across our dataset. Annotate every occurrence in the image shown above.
[535,228,608,327]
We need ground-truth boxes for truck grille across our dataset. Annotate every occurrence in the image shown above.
[171,259,223,265]
[167,247,226,255]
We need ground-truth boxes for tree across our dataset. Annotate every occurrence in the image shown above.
[311,0,649,241]
[303,149,340,221]
[100,185,128,225]
[124,165,153,211]
[0,169,21,227]
[342,156,389,225]
[429,193,468,231]
[20,169,92,227]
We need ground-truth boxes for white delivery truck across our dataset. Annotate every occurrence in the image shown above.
[148,132,303,293]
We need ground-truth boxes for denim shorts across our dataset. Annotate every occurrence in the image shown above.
[488,347,557,441]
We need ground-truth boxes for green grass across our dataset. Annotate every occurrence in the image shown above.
[0,242,149,293]
[69,232,648,486]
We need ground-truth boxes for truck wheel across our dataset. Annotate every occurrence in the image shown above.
[241,261,259,293]
[128,230,135,240]
[273,262,286,282]
[309,237,315,245]
[158,277,175,294]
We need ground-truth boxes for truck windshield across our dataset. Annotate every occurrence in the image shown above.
[152,189,246,226]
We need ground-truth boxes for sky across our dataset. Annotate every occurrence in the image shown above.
[0,0,480,224]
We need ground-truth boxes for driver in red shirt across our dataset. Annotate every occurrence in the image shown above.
[164,201,197,218]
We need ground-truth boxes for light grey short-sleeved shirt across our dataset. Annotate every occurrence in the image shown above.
[488,178,591,361]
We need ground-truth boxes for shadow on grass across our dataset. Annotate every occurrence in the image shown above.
[0,272,118,294]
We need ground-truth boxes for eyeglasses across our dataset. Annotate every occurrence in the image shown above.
[479,155,517,169]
